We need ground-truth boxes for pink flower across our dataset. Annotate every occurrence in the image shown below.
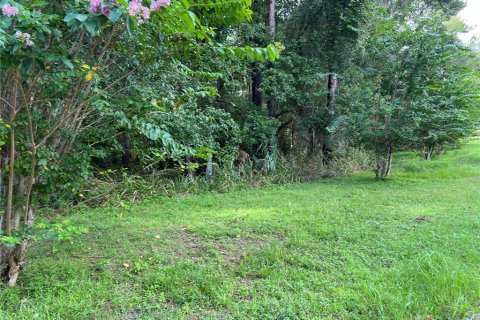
[2,4,19,17]
[89,0,102,13]
[126,0,168,22]
[141,6,150,19]
[15,31,34,47]
[128,0,142,16]
[101,7,111,16]
[150,0,170,10]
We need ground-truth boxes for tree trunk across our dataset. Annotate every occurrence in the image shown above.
[289,128,294,152]
[13,176,26,230]
[326,73,337,116]
[251,69,263,107]
[375,143,393,179]
[267,97,275,117]
[309,128,318,155]
[422,144,434,160]
[206,156,213,179]
[24,151,37,225]
[269,0,276,37]
[186,155,194,181]
[121,134,131,169]
[267,0,276,117]
[5,127,15,237]
[437,143,446,156]
[1,76,29,287]
[323,72,337,156]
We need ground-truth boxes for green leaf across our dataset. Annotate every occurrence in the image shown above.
[75,14,89,22]
[267,49,275,62]
[127,16,135,36]
[180,11,196,30]
[108,8,123,22]
[62,58,74,69]
[64,12,76,24]
[0,236,22,247]
[117,0,128,7]
[84,18,98,34]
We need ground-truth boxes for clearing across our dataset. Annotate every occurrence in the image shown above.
[1,140,479,319]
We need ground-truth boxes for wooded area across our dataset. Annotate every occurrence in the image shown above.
[0,0,479,296]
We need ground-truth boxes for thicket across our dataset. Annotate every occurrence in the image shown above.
[0,0,479,286]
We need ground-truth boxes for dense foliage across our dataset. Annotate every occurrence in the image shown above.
[0,0,478,286]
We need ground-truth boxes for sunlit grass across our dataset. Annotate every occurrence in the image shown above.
[1,139,479,319]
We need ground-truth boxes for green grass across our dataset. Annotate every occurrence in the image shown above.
[1,139,480,319]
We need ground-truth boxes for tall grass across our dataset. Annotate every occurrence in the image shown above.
[79,147,372,207]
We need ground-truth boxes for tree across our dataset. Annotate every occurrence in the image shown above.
[415,49,480,159]
[0,0,279,286]
[346,3,477,178]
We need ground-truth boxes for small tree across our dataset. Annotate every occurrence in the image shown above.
[346,6,476,178]
[415,50,480,159]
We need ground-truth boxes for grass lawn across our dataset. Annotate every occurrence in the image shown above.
[1,139,479,319]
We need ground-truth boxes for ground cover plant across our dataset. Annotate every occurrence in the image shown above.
[0,138,478,319]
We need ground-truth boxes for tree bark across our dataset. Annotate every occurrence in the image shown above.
[326,73,337,116]
[5,112,16,237]
[267,0,276,117]
[251,69,263,107]
[121,134,131,169]
[269,0,276,38]
[13,176,26,230]
[186,155,194,180]
[206,156,213,179]
[422,144,434,160]
[323,72,338,155]
[375,143,393,179]
[267,97,275,117]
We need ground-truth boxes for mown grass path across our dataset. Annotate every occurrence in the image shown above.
[1,140,479,319]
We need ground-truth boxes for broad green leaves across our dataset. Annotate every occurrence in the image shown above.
[216,43,280,62]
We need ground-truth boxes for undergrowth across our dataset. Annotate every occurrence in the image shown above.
[79,147,372,207]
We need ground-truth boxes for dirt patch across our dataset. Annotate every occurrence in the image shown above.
[414,215,432,223]
[216,236,269,265]
[122,309,140,320]
[154,227,280,266]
